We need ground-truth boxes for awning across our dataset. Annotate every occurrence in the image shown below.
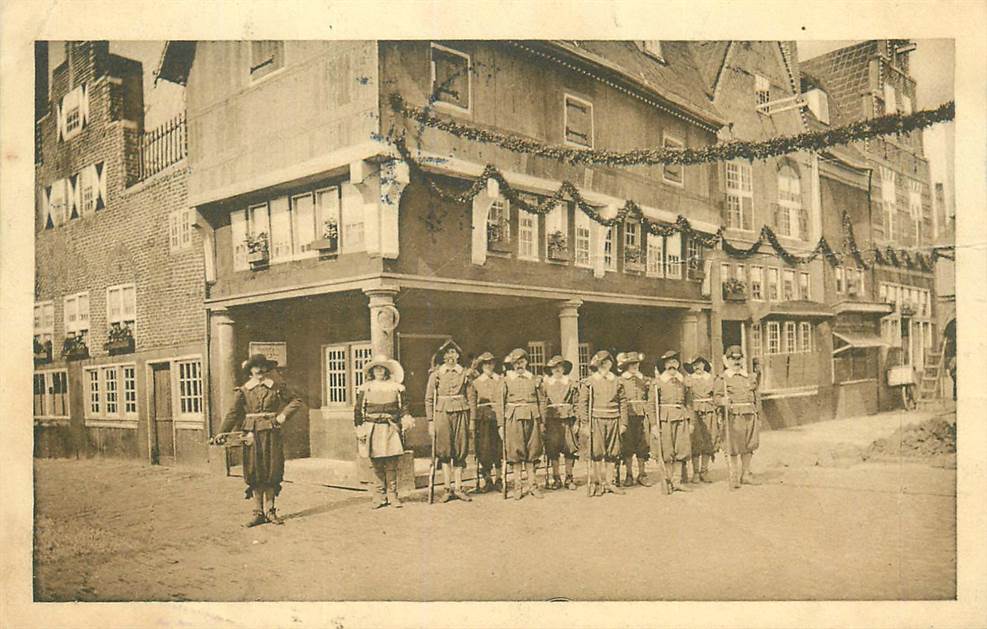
[832,331,889,354]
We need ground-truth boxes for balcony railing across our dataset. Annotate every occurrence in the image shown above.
[136,113,187,182]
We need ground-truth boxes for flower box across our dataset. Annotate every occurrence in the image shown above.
[33,340,52,365]
[309,237,338,254]
[247,251,269,267]
[547,231,569,262]
[722,278,748,302]
[900,303,916,316]
[61,336,89,361]
[105,335,135,356]
[245,232,270,269]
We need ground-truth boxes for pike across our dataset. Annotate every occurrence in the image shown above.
[652,382,671,495]
[586,384,594,496]
[720,377,736,490]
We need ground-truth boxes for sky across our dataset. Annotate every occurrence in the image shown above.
[47,39,955,208]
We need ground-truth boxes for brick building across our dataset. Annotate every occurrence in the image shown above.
[155,40,726,461]
[33,42,207,463]
[801,41,942,405]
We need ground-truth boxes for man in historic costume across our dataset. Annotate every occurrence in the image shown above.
[424,339,473,503]
[214,353,304,527]
[541,355,580,491]
[649,350,692,493]
[497,348,546,500]
[354,354,416,510]
[685,355,717,483]
[577,350,628,497]
[713,345,760,489]
[466,352,504,493]
[616,351,653,488]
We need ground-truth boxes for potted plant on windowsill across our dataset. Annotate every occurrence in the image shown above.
[547,230,569,262]
[245,232,270,269]
[309,219,339,254]
[487,219,511,253]
[61,334,89,361]
[900,302,916,317]
[33,338,52,365]
[623,244,644,273]
[722,277,748,302]
[104,322,135,355]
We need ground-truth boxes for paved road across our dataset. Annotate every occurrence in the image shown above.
[33,410,956,601]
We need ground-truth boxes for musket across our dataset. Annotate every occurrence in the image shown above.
[651,381,670,495]
[427,370,438,504]
[501,390,509,500]
[586,382,594,496]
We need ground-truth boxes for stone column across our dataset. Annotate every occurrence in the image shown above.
[559,299,583,373]
[363,285,400,358]
[681,306,701,361]
[210,307,237,431]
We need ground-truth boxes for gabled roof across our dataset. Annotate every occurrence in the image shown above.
[687,41,802,104]
[800,41,878,126]
[155,41,197,86]
[534,40,726,130]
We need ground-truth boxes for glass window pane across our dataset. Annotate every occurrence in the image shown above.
[269,196,293,262]
[293,193,317,256]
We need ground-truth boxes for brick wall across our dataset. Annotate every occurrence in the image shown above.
[35,43,204,365]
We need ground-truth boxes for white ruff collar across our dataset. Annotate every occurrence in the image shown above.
[508,369,532,379]
[440,363,463,374]
[243,378,275,390]
[659,370,684,383]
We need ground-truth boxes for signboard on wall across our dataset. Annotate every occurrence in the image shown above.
[248,341,287,368]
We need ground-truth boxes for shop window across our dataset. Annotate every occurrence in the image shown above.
[323,342,372,407]
[430,43,471,111]
[564,94,593,148]
[527,342,547,373]
[250,41,284,82]
[784,321,797,354]
[766,322,781,355]
[799,322,813,352]
[578,343,592,379]
[177,359,204,418]
[34,370,69,419]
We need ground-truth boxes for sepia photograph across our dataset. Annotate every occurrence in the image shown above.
[3,1,986,627]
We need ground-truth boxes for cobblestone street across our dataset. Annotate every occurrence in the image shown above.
[33,410,956,602]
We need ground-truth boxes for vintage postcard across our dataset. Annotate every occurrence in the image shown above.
[1,1,985,628]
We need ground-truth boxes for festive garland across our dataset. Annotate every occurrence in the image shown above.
[394,135,950,271]
[390,93,955,168]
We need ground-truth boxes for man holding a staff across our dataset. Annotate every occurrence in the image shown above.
[425,339,473,503]
[713,345,761,489]
[578,350,627,497]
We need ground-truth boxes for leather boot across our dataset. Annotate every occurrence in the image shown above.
[265,507,285,524]
[244,509,267,528]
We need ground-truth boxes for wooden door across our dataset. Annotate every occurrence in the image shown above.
[150,363,176,465]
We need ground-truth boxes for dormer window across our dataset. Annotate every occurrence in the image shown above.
[754,74,771,106]
[641,41,664,62]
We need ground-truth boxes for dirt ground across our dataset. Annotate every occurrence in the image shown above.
[33,409,957,602]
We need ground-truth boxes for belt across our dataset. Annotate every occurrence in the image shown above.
[692,398,713,402]
[628,399,645,403]
[547,403,572,407]
[246,412,276,418]
[591,408,619,414]
[475,402,496,407]
[438,394,465,399]
[659,404,685,407]
[507,402,537,407]
[363,416,397,424]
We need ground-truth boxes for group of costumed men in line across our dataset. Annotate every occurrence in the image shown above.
[211,340,760,524]
[421,339,761,504]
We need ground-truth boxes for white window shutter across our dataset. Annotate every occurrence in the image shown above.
[42,186,52,228]
[590,221,606,278]
[56,102,65,142]
[68,173,79,219]
[80,84,90,128]
[471,195,491,266]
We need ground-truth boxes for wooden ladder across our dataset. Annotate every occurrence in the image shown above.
[917,335,949,407]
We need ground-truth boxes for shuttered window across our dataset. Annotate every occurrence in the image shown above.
[564,94,594,148]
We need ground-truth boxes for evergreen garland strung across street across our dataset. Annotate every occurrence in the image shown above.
[392,136,951,271]
[389,93,955,167]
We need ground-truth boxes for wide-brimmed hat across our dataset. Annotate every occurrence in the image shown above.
[655,350,680,371]
[724,345,744,359]
[616,351,645,369]
[590,350,614,369]
[545,355,573,375]
[363,354,404,384]
[687,355,711,372]
[505,348,529,365]
[242,353,278,373]
[471,352,497,371]
[435,339,463,357]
